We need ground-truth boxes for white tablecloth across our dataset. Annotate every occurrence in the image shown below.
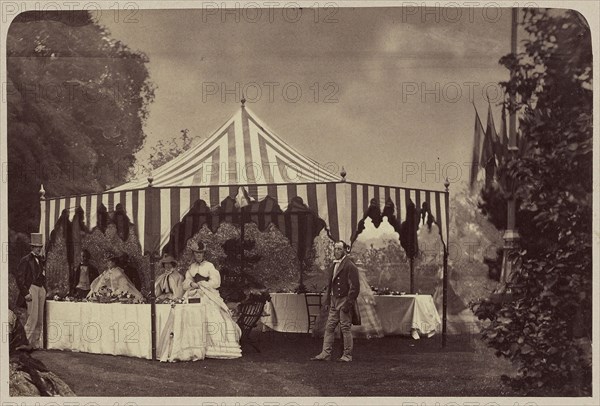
[261,293,441,337]
[45,301,205,359]
[375,295,441,336]
[46,301,153,359]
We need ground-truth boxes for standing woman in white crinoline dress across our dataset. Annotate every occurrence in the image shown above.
[157,241,241,362]
[352,263,384,339]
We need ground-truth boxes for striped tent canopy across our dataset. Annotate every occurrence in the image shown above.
[109,105,339,191]
[39,105,450,260]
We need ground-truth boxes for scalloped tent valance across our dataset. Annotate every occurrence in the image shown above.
[39,106,450,257]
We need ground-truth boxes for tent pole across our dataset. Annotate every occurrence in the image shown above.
[39,185,48,350]
[145,176,158,361]
[442,178,450,348]
[410,257,414,294]
[442,246,448,348]
[298,213,304,291]
[240,206,245,275]
[150,252,157,360]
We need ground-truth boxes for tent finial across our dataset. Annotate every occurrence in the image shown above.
[444,177,450,192]
[241,93,246,108]
[340,167,347,182]
[39,184,46,201]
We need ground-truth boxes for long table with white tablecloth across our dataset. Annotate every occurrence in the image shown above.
[261,293,441,337]
[44,293,442,358]
[45,301,206,359]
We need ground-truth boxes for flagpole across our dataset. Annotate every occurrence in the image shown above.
[509,8,518,149]
[499,7,521,292]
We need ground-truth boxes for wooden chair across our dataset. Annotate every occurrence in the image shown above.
[304,293,323,334]
[236,300,267,353]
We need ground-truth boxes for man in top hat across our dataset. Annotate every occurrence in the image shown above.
[311,240,360,362]
[15,233,47,349]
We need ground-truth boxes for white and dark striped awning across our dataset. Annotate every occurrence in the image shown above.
[40,182,449,256]
[109,106,339,191]
[39,106,449,257]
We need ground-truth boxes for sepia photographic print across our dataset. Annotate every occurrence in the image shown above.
[1,1,598,405]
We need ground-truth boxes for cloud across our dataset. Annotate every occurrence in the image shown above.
[374,18,507,70]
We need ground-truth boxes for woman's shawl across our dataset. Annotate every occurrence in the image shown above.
[88,267,143,300]
[155,270,184,298]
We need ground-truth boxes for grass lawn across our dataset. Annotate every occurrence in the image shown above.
[32,331,519,397]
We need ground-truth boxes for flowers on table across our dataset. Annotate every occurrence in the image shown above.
[52,294,79,302]
[154,297,186,305]
[85,286,146,304]
[370,286,405,296]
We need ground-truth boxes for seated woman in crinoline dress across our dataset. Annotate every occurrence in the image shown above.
[154,254,184,301]
[87,251,143,301]
[157,241,242,362]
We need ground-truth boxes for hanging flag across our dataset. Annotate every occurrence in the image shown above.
[496,103,509,165]
[481,104,498,168]
[469,106,486,191]
[496,104,510,192]
[481,104,498,188]
[235,186,255,208]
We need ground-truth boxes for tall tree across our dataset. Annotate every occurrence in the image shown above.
[145,129,194,172]
[474,9,592,395]
[7,11,155,234]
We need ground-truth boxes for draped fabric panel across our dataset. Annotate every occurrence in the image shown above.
[349,182,449,246]
[40,190,147,252]
[162,195,326,263]
[40,182,449,258]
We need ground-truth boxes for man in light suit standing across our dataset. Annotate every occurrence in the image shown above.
[311,241,360,362]
[15,233,47,349]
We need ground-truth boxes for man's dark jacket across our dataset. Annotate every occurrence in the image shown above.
[325,256,360,304]
[14,253,46,308]
[324,256,361,325]
[70,262,99,294]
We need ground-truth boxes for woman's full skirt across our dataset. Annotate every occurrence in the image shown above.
[157,290,242,362]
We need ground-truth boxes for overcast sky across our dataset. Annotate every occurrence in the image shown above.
[97,6,514,192]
